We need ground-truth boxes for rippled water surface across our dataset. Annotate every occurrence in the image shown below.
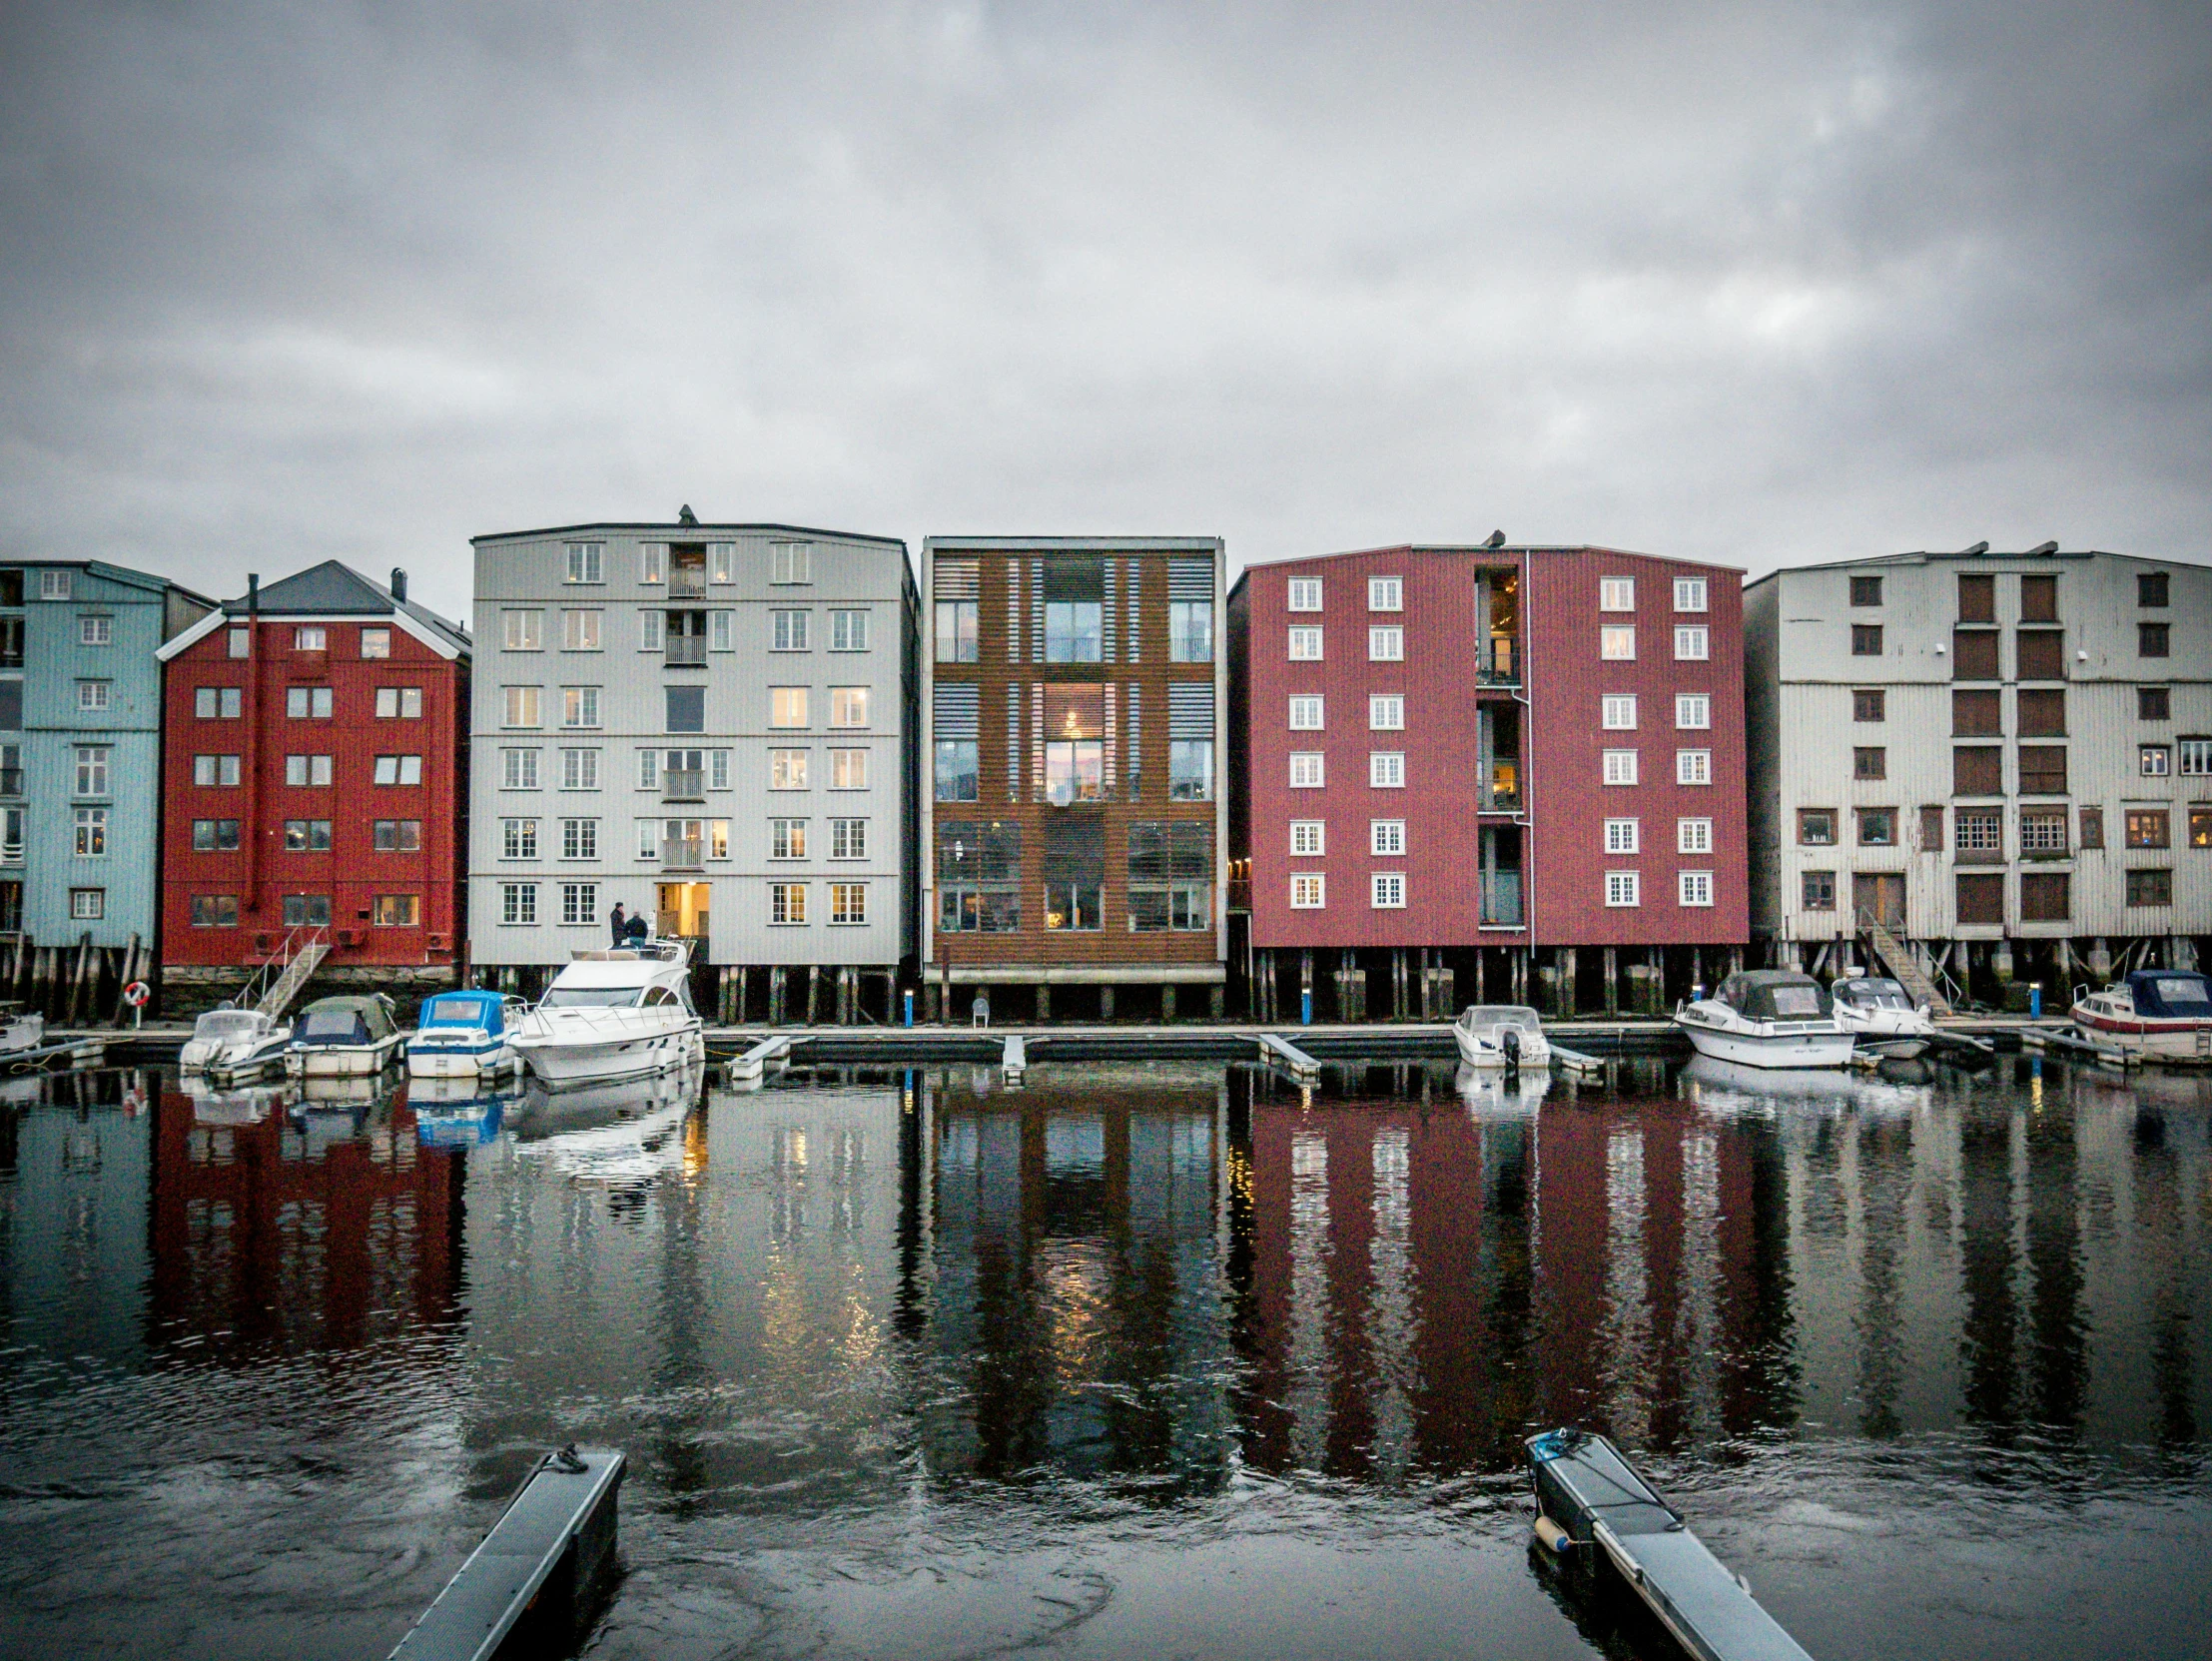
[4,1055,2212,1659]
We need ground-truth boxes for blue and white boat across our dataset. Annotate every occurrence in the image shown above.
[405,990,525,1079]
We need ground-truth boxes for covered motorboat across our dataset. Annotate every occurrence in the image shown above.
[1453,1004,1551,1070]
[287,994,405,1077]
[1673,970,1853,1070]
[180,1006,292,1079]
[0,1004,45,1056]
[1830,975,1935,1060]
[2072,971,2212,1065]
[508,945,704,1089]
[406,990,524,1078]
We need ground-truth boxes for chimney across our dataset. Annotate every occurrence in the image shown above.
[248,573,260,615]
[390,567,407,603]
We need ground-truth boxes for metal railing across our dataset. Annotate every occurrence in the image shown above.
[661,838,705,871]
[668,570,708,600]
[664,636,708,666]
[1479,635,1519,684]
[661,769,704,801]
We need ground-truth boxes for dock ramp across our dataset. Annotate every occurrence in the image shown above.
[1254,1032,1321,1080]
[728,1033,811,1083]
[1002,1035,1027,1079]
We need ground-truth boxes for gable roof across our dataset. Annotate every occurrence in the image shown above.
[158,559,469,661]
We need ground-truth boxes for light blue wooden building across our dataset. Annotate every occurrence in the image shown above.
[0,561,213,953]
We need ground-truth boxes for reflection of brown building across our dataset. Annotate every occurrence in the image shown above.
[149,1092,463,1355]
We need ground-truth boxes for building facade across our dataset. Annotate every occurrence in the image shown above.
[1747,547,2209,1000]
[157,562,470,1005]
[1230,544,1749,1018]
[919,536,1228,1021]
[465,519,916,1021]
[0,559,212,962]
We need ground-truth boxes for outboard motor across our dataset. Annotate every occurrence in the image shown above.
[1501,1028,1521,1072]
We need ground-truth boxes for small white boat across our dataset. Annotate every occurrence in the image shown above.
[0,1004,45,1056]
[2071,971,2212,1065]
[180,1006,292,1078]
[1831,976,1935,1060]
[405,990,524,1078]
[1453,1004,1551,1070]
[287,994,406,1077]
[508,942,704,1089]
[1673,970,1854,1070]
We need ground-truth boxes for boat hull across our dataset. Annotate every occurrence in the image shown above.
[1453,1032,1553,1070]
[406,1039,515,1078]
[289,1035,406,1077]
[514,1023,704,1088]
[1676,1020,1855,1070]
[2070,1009,2212,1064]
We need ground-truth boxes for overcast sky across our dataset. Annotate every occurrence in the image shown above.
[1,1,2206,620]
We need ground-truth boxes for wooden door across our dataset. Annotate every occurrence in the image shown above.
[1853,872,1905,929]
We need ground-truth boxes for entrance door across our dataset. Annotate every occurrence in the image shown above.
[657,882,710,950]
[1852,872,1906,930]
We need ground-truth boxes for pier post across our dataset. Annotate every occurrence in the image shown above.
[1160,983,1176,1023]
[1728,946,1743,977]
[1602,947,1618,1016]
[1299,951,1313,1023]
[769,966,786,1025]
[1391,949,1407,1020]
[1561,947,1579,1015]
[1100,985,1114,1022]
[1209,986,1223,1018]
[1036,983,1051,1024]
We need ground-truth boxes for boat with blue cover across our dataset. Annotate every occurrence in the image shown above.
[2071,970,2212,1065]
[405,989,525,1079]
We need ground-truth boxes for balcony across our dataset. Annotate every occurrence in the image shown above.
[1480,871,1524,927]
[661,769,705,802]
[669,568,708,601]
[1480,634,1519,685]
[661,838,705,872]
[665,635,708,666]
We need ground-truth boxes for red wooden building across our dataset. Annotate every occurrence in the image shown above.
[1229,544,1748,1018]
[157,561,470,1004]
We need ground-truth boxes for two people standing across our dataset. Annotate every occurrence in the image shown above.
[608,903,650,946]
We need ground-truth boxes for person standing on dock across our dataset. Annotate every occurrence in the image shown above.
[609,903,627,946]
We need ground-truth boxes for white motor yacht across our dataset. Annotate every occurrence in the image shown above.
[2071,971,2212,1065]
[1830,976,1936,1060]
[1673,970,1854,1070]
[508,943,705,1088]
[180,1006,292,1079]
[1453,1005,1551,1071]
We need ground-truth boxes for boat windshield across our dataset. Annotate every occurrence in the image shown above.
[299,1011,369,1043]
[1459,1006,1542,1035]
[1838,980,1909,1010]
[1770,986,1824,1016]
[194,1012,264,1039]
[423,997,492,1026]
[540,986,646,1009]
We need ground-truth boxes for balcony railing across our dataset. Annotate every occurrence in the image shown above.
[1481,872,1524,927]
[661,769,705,801]
[669,570,708,600]
[662,838,704,871]
[665,636,708,666]
[1480,635,1519,684]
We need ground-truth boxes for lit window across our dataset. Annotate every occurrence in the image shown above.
[1371,872,1406,908]
[294,626,327,651]
[770,818,807,860]
[1679,870,1714,907]
[1290,873,1325,909]
[1288,695,1324,730]
[1604,818,1639,854]
[1678,818,1713,854]
[1677,749,1712,784]
[73,806,107,856]
[1369,751,1404,788]
[1368,694,1404,730]
[361,627,390,659]
[1601,626,1636,660]
[1674,577,1708,611]
[1676,694,1711,729]
[639,543,665,584]
[1368,576,1403,611]
[1289,752,1325,788]
[1290,821,1325,856]
[1602,694,1638,730]
[1605,871,1641,907]
[1600,577,1636,611]
[709,541,735,583]
[503,609,543,650]
[282,819,332,851]
[1368,625,1404,661]
[503,686,541,728]
[771,687,809,728]
[770,749,809,790]
[1288,626,1323,660]
[564,542,604,583]
[2140,745,2170,776]
[830,687,870,728]
[831,883,868,925]
[1370,819,1405,856]
[1603,749,1639,785]
[561,609,602,651]
[1287,577,1323,611]
[770,882,808,924]
[501,819,537,859]
[561,686,600,728]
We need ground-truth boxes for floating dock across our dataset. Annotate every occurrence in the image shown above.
[1528,1428,1814,1661]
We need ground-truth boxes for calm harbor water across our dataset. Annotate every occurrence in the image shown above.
[3,1055,2211,1660]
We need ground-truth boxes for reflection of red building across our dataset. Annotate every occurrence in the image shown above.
[149,1093,463,1354]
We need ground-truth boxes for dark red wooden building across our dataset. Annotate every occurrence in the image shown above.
[1229,544,1748,1018]
[157,561,470,1002]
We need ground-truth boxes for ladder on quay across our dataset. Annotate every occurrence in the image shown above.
[1857,913,1951,1017]
[244,927,330,1021]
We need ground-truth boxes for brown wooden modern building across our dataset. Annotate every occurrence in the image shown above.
[919,536,1227,1021]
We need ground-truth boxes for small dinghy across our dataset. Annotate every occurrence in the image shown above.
[1454,1004,1551,1070]
[2071,971,2212,1066]
[1528,1427,1815,1661]
[286,993,405,1077]
[1829,976,1935,1060]
[405,990,525,1078]
[1674,971,1853,1071]
[180,1006,292,1079]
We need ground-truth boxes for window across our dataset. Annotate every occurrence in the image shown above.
[1602,694,1638,730]
[371,820,420,852]
[1290,821,1325,856]
[771,749,809,790]
[1169,739,1213,801]
[555,686,598,729]
[1170,600,1213,663]
[375,687,423,718]
[559,883,597,927]
[2016,630,2065,681]
[294,626,327,652]
[710,610,734,652]
[283,686,332,719]
[2141,745,2172,776]
[2191,809,2212,850]
[1290,752,1324,788]
[2019,810,2068,855]
[1799,808,1837,845]
[830,883,868,925]
[2018,745,2067,795]
[770,686,810,728]
[503,686,540,728]
[771,542,811,585]
[2140,622,2170,657]
[830,609,869,651]
[1674,625,1709,661]
[372,894,420,927]
[1853,689,1885,722]
[639,543,665,584]
[1288,695,1324,730]
[227,628,249,658]
[1803,870,1837,911]
[372,755,423,786]
[1126,821,1211,932]
[501,818,538,859]
[1679,871,1714,907]
[1369,751,1404,788]
[560,818,597,860]
[286,754,335,786]
[194,754,241,787]
[38,570,70,600]
[769,818,807,860]
[2128,869,2174,908]
[1371,872,1406,909]
[2140,571,2170,607]
[2019,872,2069,923]
[934,597,978,662]
[1857,807,1896,845]
[192,819,242,852]
[1368,694,1404,730]
[282,895,333,928]
[637,609,663,652]
[830,819,867,860]
[564,542,604,584]
[73,806,106,856]
[2182,738,2212,776]
[1288,578,1322,611]
[830,687,869,728]
[1676,694,1711,729]
[1605,871,1640,907]
[2139,687,2170,721]
[1603,749,1639,786]
[663,685,702,734]
[1956,810,2002,855]
[1952,629,1999,679]
[1679,818,1712,854]
[2018,688,2066,737]
[2020,574,2058,623]
[1953,689,2001,736]
[1675,577,1708,611]
[79,615,111,646]
[1851,624,1884,657]
[1853,746,1886,780]
[769,882,809,925]
[1599,577,1636,611]
[2080,806,2105,849]
[771,609,810,651]
[1368,576,1403,611]
[830,749,868,790]
[1043,816,1106,931]
[1676,749,1712,785]
[1600,625,1636,660]
[1604,818,1639,854]
[1371,818,1405,856]
[282,819,332,852]
[936,736,979,801]
[76,681,109,712]
[502,883,537,925]
[1953,746,2002,795]
[1044,598,1104,662]
[561,609,601,651]
[560,748,599,790]
[190,894,235,927]
[1290,873,1325,909]
[938,821,1024,933]
[74,745,109,795]
[709,541,735,584]
[2127,810,2170,850]
[501,748,539,790]
[1955,872,2004,925]
[361,627,390,659]
[1957,572,1995,623]
[503,609,543,650]
[1368,625,1403,661]
[1288,625,1323,660]
[1849,574,1882,606]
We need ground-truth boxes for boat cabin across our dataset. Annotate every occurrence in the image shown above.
[539,958,699,1014]
[292,995,399,1048]
[2123,970,2212,1021]
[1713,971,1832,1022]
[415,990,523,1038]
[1832,977,1916,1015]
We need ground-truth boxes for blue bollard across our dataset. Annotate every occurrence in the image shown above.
[2029,984,2041,1020]
[904,989,915,1028]
[1301,989,1312,1026]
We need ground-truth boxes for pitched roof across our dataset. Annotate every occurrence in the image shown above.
[217,559,469,652]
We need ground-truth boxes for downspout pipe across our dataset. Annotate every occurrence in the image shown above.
[243,574,260,916]
[1516,547,1537,966]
